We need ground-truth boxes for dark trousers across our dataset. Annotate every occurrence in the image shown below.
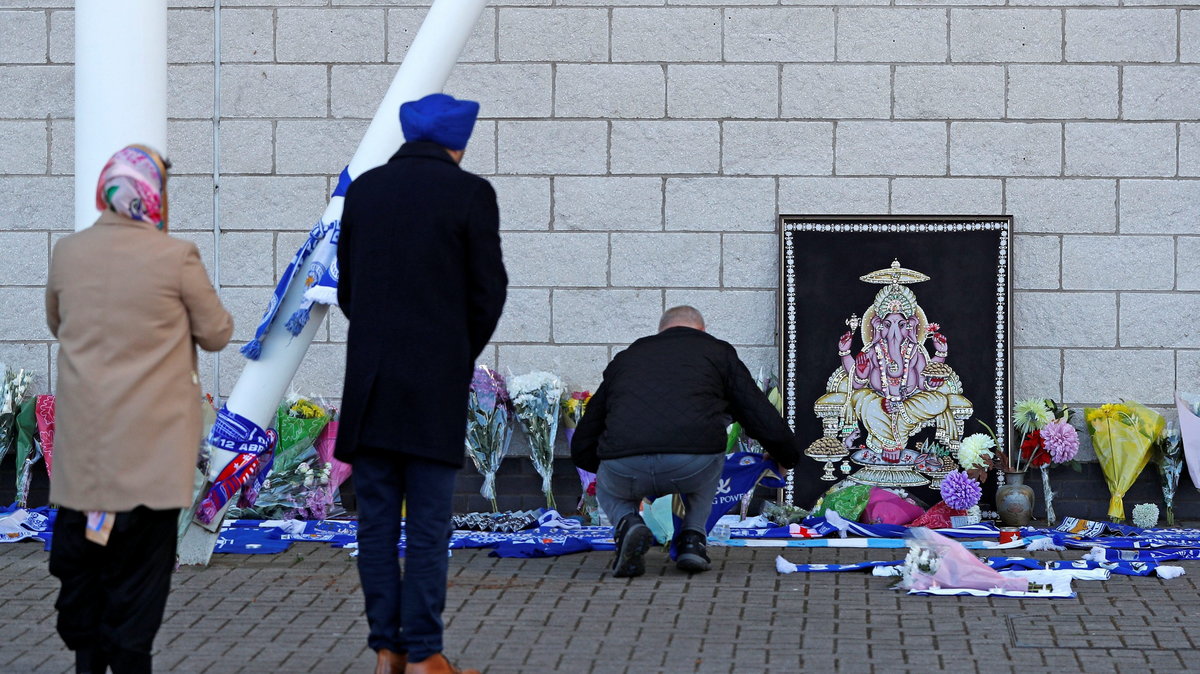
[597,453,725,535]
[352,447,458,662]
[49,506,179,674]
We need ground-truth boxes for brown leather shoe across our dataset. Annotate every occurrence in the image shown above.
[404,652,480,674]
[375,648,407,674]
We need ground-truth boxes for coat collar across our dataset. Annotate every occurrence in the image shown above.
[94,209,163,232]
[388,141,462,167]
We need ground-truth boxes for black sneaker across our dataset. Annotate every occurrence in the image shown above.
[675,529,711,573]
[612,514,654,578]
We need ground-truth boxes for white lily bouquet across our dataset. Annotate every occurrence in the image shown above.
[508,371,565,510]
[0,366,35,466]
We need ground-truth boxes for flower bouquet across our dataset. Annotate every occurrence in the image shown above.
[465,366,514,512]
[1008,398,1080,526]
[1177,392,1200,498]
[898,527,1029,593]
[1085,401,1164,523]
[230,395,334,520]
[13,397,42,507]
[0,366,35,466]
[1155,421,1183,526]
[561,390,596,520]
[509,371,565,510]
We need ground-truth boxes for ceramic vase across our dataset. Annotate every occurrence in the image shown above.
[996,471,1035,527]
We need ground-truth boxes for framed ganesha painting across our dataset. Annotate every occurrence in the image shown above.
[778,215,1013,507]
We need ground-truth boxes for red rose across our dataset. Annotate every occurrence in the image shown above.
[586,482,596,496]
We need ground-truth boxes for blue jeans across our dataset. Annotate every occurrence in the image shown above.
[352,447,458,662]
[596,453,724,535]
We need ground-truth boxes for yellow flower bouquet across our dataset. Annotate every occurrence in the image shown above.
[1084,401,1164,522]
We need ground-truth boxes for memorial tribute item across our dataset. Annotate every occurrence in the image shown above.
[465,366,514,512]
[509,371,565,510]
[781,216,1012,507]
[1085,402,1164,522]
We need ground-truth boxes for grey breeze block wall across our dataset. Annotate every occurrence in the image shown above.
[1,0,1198,463]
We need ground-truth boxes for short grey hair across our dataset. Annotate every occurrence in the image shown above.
[658,305,705,332]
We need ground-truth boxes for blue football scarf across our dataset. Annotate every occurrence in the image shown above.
[667,452,784,560]
[213,527,292,554]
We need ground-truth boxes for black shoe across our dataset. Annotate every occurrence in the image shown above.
[675,529,711,573]
[612,514,653,578]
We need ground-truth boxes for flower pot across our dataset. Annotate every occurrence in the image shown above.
[996,471,1035,527]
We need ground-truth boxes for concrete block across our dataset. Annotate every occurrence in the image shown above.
[1179,351,1200,396]
[612,8,721,62]
[496,345,610,392]
[668,65,778,119]
[1119,180,1200,234]
[950,122,1061,177]
[446,65,552,119]
[220,65,327,118]
[724,8,836,63]
[167,9,213,64]
[610,233,721,287]
[0,288,52,340]
[611,121,720,175]
[1062,235,1174,290]
[274,231,310,281]
[0,11,46,63]
[491,288,551,344]
[729,347,780,384]
[1124,67,1200,121]
[218,286,274,342]
[950,9,1062,62]
[1065,123,1175,178]
[891,178,1003,214]
[0,232,48,286]
[0,121,47,174]
[837,122,946,177]
[217,177,328,231]
[170,232,215,280]
[1012,234,1061,290]
[499,8,608,62]
[778,177,890,214]
[163,177,214,233]
[0,178,71,230]
[722,234,779,289]
[497,121,607,176]
[276,120,370,175]
[555,65,665,119]
[1179,237,1200,291]
[167,120,214,176]
[220,120,275,175]
[551,289,663,344]
[1185,11,1200,63]
[460,121,496,176]
[328,305,348,343]
[725,121,833,176]
[1121,294,1200,348]
[0,344,50,390]
[554,177,663,232]
[894,66,1005,120]
[48,10,71,64]
[331,65,393,119]
[50,119,70,175]
[492,177,551,231]
[1063,348,1174,405]
[1007,179,1116,234]
[1066,9,1176,63]
[1007,65,1118,120]
[664,290,776,346]
[0,66,72,118]
[291,343,348,400]
[389,8,495,63]
[665,178,776,232]
[1183,124,1200,177]
[277,9,385,63]
[217,232,275,288]
[501,232,609,287]
[220,8,273,62]
[1013,348,1062,402]
[1013,291,1116,347]
[168,65,215,120]
[837,9,947,63]
[782,65,891,120]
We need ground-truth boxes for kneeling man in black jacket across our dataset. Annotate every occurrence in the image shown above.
[570,306,801,578]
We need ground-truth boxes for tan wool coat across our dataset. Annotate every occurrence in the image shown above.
[46,210,233,511]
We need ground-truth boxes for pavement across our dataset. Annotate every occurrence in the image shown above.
[3,539,1200,673]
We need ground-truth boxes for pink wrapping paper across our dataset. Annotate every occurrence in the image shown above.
[315,421,352,490]
[1177,393,1200,492]
[35,395,55,479]
[906,528,1029,593]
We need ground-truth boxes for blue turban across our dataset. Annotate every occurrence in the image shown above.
[399,93,480,151]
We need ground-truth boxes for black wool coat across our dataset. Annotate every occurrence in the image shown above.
[334,142,507,467]
[569,327,801,473]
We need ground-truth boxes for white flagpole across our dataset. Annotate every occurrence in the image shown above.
[74,1,168,231]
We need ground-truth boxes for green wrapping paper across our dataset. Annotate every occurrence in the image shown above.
[14,399,41,507]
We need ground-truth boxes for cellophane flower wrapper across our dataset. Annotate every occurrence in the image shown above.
[35,395,55,478]
[562,391,596,516]
[509,371,565,510]
[1156,421,1183,526]
[14,398,42,507]
[315,419,351,491]
[900,527,1029,593]
[274,396,331,473]
[0,367,35,467]
[1085,401,1164,522]
[466,366,514,512]
[1177,393,1200,498]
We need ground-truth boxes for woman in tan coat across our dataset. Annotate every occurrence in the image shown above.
[45,144,233,674]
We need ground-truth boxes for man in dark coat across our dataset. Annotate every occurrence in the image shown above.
[335,93,506,674]
[571,306,801,578]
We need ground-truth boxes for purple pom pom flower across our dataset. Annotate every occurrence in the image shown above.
[941,470,983,511]
[1041,419,1079,464]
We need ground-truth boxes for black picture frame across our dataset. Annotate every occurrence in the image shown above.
[779,215,1013,507]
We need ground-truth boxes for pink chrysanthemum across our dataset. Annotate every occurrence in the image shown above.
[1041,420,1080,464]
[940,470,983,511]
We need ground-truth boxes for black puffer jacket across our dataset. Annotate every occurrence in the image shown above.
[570,327,801,473]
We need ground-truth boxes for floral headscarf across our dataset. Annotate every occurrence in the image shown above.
[94,144,169,230]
